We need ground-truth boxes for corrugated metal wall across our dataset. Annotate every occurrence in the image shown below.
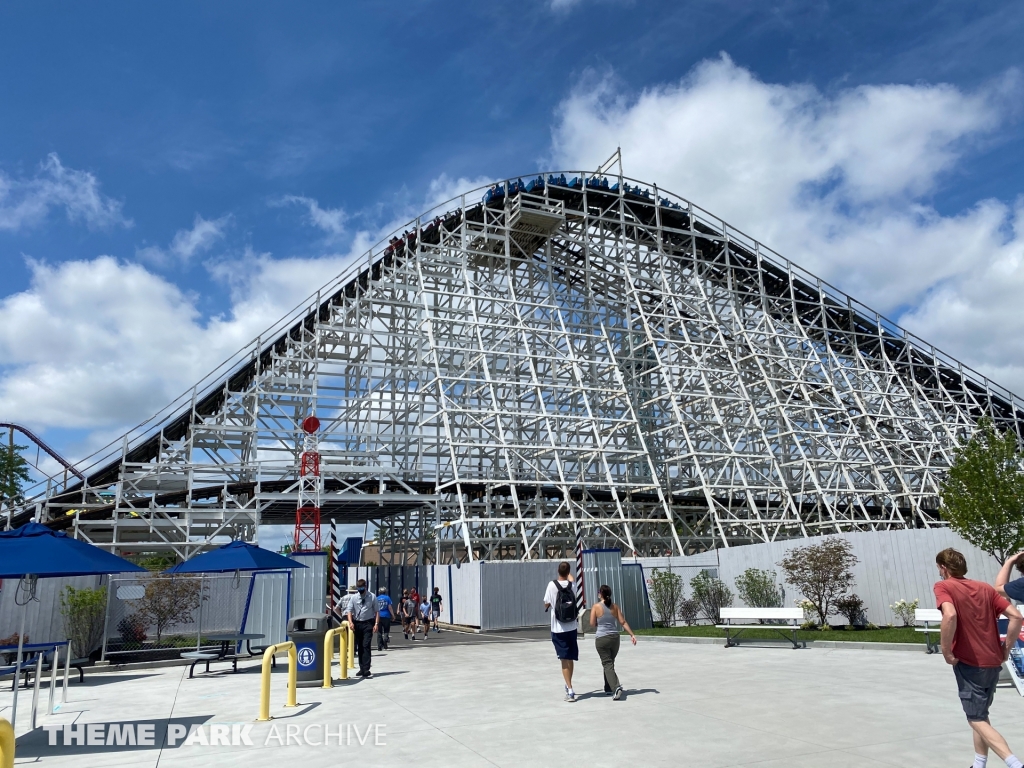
[288,552,327,616]
[639,528,1001,626]
[349,559,648,631]
[583,550,653,631]
[479,561,558,630]
[243,571,290,646]
[0,574,105,643]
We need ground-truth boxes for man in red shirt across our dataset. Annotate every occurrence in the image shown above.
[935,548,1024,768]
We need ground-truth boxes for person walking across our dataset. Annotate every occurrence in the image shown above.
[344,578,380,678]
[995,551,1024,604]
[376,587,394,651]
[418,597,431,640]
[589,584,637,700]
[430,587,443,632]
[935,547,1024,768]
[401,589,417,640]
[543,561,579,702]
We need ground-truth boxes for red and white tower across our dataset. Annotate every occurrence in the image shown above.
[293,415,322,552]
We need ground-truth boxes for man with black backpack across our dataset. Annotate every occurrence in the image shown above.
[543,561,579,702]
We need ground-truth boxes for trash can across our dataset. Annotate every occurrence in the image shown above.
[287,613,329,686]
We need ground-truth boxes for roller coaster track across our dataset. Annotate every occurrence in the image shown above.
[10,170,1024,557]
[0,422,85,481]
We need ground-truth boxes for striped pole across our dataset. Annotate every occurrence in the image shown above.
[575,523,585,612]
[328,519,343,623]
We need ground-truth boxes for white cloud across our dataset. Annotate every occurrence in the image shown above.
[277,195,347,240]
[0,153,131,232]
[137,213,231,266]
[550,55,1024,393]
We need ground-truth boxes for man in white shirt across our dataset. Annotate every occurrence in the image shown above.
[543,561,579,702]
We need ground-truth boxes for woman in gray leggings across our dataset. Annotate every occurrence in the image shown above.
[589,584,637,700]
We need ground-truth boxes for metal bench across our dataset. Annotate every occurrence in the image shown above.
[181,651,238,678]
[915,608,942,653]
[717,607,807,649]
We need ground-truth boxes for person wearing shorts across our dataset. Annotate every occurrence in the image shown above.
[543,561,579,702]
[935,547,1024,768]
[402,590,418,641]
[418,598,431,639]
[430,587,443,632]
[399,589,413,639]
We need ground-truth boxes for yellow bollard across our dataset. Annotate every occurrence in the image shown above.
[322,628,337,689]
[347,623,355,670]
[0,717,13,768]
[257,641,297,721]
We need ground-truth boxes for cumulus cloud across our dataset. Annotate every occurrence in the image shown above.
[0,153,131,232]
[550,55,1024,392]
[137,213,231,266]
[276,195,347,240]
[0,243,367,434]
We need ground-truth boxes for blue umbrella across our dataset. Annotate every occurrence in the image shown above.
[0,522,148,579]
[163,540,308,574]
[0,522,146,728]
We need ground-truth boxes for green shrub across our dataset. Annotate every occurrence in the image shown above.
[691,571,733,624]
[60,586,107,658]
[734,568,783,608]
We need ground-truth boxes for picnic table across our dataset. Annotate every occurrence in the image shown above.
[181,632,265,678]
[0,641,75,729]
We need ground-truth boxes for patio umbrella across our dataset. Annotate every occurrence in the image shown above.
[162,540,309,574]
[0,522,147,727]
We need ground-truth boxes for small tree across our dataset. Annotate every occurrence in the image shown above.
[890,598,919,627]
[648,568,685,626]
[734,568,784,608]
[60,586,107,659]
[778,537,858,626]
[690,570,733,624]
[940,418,1024,564]
[135,577,201,642]
[677,598,700,625]
[0,429,31,516]
[835,594,867,626]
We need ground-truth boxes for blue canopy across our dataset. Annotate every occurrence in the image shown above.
[0,522,147,578]
[163,540,308,574]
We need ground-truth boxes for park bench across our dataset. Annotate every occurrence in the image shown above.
[180,651,239,678]
[915,608,942,654]
[717,607,807,649]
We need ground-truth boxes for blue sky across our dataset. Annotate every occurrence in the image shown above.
[1,0,1023,470]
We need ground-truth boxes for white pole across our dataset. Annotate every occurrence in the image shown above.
[47,643,58,714]
[11,607,25,727]
[30,653,42,729]
[62,640,70,703]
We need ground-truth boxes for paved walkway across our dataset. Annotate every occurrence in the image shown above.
[3,632,1022,767]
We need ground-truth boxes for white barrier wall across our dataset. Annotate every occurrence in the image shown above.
[639,528,1001,626]
[0,574,105,644]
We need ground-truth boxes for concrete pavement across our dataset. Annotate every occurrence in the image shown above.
[3,631,1020,767]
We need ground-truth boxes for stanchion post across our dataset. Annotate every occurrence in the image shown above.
[61,642,70,704]
[339,626,348,680]
[47,643,58,714]
[347,623,355,670]
[257,641,297,721]
[30,654,42,730]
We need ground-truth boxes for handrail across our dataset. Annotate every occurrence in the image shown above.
[321,626,349,689]
[0,717,13,768]
[257,641,297,721]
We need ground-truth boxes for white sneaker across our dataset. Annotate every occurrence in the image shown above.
[564,687,577,703]
[612,686,623,701]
